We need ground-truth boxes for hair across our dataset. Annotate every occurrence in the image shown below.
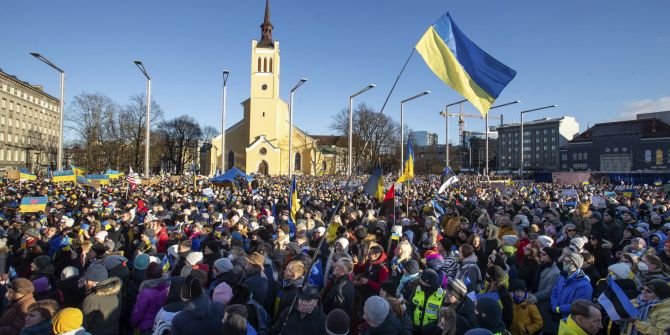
[225,304,248,319]
[337,258,354,274]
[179,239,192,250]
[525,246,541,263]
[286,260,305,278]
[369,245,383,255]
[145,262,163,280]
[570,299,599,318]
[459,244,474,258]
[581,252,595,266]
[438,306,458,335]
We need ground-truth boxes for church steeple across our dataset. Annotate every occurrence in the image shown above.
[258,0,274,48]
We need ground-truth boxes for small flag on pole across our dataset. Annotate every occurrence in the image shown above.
[396,138,415,184]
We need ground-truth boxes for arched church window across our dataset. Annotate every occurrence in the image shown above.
[263,58,267,72]
[294,153,301,171]
[227,151,235,170]
[257,57,261,72]
[322,161,327,171]
[269,58,273,72]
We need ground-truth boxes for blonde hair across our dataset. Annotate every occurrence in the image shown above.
[286,260,305,278]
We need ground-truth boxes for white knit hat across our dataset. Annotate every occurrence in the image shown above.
[537,235,554,248]
[185,251,203,266]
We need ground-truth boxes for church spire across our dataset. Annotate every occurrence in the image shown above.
[258,0,274,48]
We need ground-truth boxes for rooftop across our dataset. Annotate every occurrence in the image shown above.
[497,116,574,129]
[569,118,670,143]
[0,68,59,102]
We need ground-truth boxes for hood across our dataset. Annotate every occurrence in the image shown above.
[486,224,499,240]
[182,295,214,319]
[92,276,122,296]
[139,277,169,291]
[649,231,667,252]
[371,251,388,265]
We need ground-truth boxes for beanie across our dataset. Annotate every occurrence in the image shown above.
[509,279,527,292]
[134,254,150,270]
[644,279,670,300]
[447,278,467,300]
[566,252,584,269]
[214,258,234,273]
[32,277,49,293]
[476,297,504,330]
[542,247,561,263]
[52,308,83,334]
[61,266,80,280]
[501,235,519,246]
[608,263,633,280]
[103,255,127,270]
[326,309,350,335]
[181,275,204,300]
[420,269,440,289]
[402,260,420,275]
[32,255,51,271]
[10,278,35,295]
[212,282,233,305]
[537,235,554,248]
[570,236,588,253]
[364,296,390,327]
[380,279,397,296]
[84,263,108,283]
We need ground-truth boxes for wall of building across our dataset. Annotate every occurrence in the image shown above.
[0,71,60,172]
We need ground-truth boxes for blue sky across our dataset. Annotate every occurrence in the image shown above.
[3,0,670,144]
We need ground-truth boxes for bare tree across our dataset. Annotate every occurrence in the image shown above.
[156,115,202,175]
[121,94,164,171]
[201,126,219,143]
[330,103,400,173]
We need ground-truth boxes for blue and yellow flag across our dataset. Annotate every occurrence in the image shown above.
[19,196,47,213]
[397,138,414,183]
[53,170,76,183]
[415,13,517,115]
[87,174,110,185]
[288,175,299,236]
[18,169,37,181]
[71,165,85,177]
[363,165,383,199]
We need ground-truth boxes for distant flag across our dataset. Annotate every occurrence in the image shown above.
[438,167,459,194]
[363,165,383,197]
[288,175,300,237]
[380,183,395,219]
[375,173,385,202]
[127,167,140,190]
[415,12,517,116]
[18,169,37,182]
[655,178,663,186]
[597,276,638,321]
[396,138,415,183]
[432,199,445,215]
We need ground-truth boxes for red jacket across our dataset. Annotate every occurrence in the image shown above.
[156,226,169,253]
[355,251,389,293]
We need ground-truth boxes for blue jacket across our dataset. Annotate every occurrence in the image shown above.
[550,270,593,317]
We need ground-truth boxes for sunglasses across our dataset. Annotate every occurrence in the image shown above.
[567,229,577,232]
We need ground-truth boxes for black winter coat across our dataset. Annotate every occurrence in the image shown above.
[322,274,355,315]
[272,306,326,335]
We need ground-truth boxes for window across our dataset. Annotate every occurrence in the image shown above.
[322,161,327,171]
[543,129,548,134]
[583,152,588,160]
[0,148,3,161]
[656,148,663,165]
[294,153,301,171]
[552,129,556,134]
[573,153,577,160]
[552,145,556,150]
[562,154,567,160]
[227,151,235,170]
[645,150,652,163]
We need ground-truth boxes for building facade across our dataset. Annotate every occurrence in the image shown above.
[497,116,579,171]
[560,118,670,172]
[0,69,60,172]
[206,1,335,176]
[410,131,438,147]
[637,111,670,125]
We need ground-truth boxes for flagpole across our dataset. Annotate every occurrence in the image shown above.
[378,49,415,115]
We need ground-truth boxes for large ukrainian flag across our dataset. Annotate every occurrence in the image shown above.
[415,13,517,115]
[396,138,414,184]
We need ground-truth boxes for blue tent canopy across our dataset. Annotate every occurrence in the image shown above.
[210,167,253,183]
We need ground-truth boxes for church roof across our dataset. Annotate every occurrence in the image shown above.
[568,118,670,143]
[257,0,274,48]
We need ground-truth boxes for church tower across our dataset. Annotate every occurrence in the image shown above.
[247,0,284,144]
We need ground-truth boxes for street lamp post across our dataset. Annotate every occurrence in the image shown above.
[221,70,229,172]
[400,91,430,175]
[288,78,308,179]
[485,100,521,175]
[133,60,151,177]
[439,99,466,168]
[30,53,64,171]
[519,105,558,175]
[348,84,375,175]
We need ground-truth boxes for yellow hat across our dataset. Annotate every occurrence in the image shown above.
[52,308,83,334]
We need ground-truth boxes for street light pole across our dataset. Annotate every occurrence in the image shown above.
[30,53,64,171]
[221,70,229,172]
[134,60,151,177]
[440,99,467,168]
[288,78,308,178]
[400,91,430,175]
[485,100,521,175]
[348,84,375,175]
[519,105,558,175]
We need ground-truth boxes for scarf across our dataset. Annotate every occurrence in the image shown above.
[513,292,528,304]
[396,273,419,297]
[626,297,660,335]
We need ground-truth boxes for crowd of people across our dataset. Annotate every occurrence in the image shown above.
[0,172,669,335]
